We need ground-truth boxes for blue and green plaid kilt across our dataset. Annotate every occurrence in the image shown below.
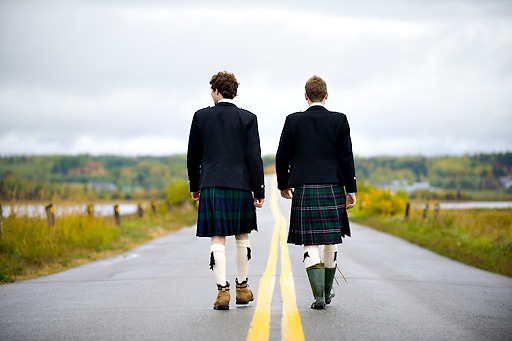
[196,187,257,237]
[287,184,350,245]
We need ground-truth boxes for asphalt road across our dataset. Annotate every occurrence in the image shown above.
[1,180,511,340]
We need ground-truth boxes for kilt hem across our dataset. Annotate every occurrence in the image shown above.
[287,184,350,245]
[196,186,257,237]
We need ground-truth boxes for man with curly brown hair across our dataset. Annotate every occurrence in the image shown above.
[187,71,265,310]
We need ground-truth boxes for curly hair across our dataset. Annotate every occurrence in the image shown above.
[305,75,327,102]
[210,71,239,99]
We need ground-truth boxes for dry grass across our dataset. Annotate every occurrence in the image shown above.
[351,207,512,277]
[0,203,197,283]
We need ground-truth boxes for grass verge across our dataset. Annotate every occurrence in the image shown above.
[350,208,512,277]
[0,205,197,283]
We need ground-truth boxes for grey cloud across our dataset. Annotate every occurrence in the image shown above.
[1,0,511,156]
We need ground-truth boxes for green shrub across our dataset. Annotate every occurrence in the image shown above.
[166,180,191,205]
[358,187,407,216]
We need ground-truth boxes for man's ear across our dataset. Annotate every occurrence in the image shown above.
[304,93,309,101]
[324,92,328,101]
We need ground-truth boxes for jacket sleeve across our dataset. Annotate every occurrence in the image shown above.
[246,115,265,198]
[187,112,202,192]
[275,117,294,190]
[338,116,357,193]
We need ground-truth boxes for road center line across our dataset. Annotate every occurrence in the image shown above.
[276,187,304,341]
[247,188,279,341]
[247,178,304,341]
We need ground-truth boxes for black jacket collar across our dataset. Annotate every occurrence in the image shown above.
[305,105,328,112]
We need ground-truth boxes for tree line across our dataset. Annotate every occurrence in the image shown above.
[354,153,512,191]
[0,155,189,201]
[1,152,511,201]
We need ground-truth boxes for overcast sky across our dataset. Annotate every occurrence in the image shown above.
[1,0,511,157]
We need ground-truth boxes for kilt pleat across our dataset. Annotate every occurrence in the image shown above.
[196,187,257,237]
[287,184,350,245]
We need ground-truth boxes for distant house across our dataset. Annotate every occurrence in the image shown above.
[406,182,432,192]
[499,176,512,189]
[381,180,433,193]
[88,182,118,192]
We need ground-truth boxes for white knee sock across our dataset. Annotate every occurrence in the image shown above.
[210,244,227,286]
[236,239,251,282]
[323,244,338,269]
[303,245,321,269]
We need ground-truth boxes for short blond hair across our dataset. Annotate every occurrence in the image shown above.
[305,75,327,102]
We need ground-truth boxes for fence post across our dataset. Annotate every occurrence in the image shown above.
[45,204,55,227]
[0,204,3,239]
[434,202,440,221]
[167,201,173,214]
[151,200,157,214]
[423,203,429,220]
[137,203,144,218]
[114,204,121,225]
[180,200,190,210]
[404,202,410,219]
[87,204,94,217]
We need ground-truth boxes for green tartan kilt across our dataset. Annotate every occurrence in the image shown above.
[196,187,257,237]
[287,184,350,245]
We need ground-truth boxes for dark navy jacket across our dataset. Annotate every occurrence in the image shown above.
[275,105,357,193]
[187,102,265,198]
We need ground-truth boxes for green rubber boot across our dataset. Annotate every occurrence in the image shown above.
[325,267,336,304]
[306,264,325,309]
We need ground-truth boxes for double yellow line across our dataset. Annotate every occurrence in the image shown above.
[247,179,304,341]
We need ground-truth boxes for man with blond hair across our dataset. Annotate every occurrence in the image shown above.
[276,75,357,309]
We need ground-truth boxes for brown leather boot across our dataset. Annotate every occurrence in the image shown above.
[235,278,254,304]
[213,282,230,310]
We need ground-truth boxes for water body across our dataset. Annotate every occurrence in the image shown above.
[438,201,512,209]
[2,201,510,218]
[1,203,139,218]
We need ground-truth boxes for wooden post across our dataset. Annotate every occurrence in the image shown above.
[423,203,429,220]
[434,202,440,221]
[166,201,173,214]
[45,204,55,227]
[404,202,410,219]
[182,200,190,210]
[137,203,144,218]
[151,200,157,214]
[86,204,94,217]
[46,203,57,241]
[0,204,4,239]
[114,204,121,225]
